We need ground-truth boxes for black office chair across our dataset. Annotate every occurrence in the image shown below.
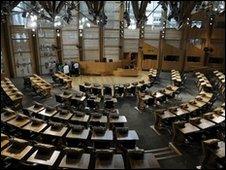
[125,85,136,96]
[103,85,112,96]
[114,85,124,98]
[79,85,86,93]
[104,100,114,109]
[55,94,65,108]
[86,99,97,110]
[92,84,102,96]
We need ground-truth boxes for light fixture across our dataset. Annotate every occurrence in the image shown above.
[32,34,35,37]
[57,33,60,37]
[86,23,91,28]
[32,28,35,32]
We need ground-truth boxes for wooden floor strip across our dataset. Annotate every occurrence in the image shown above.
[150,125,161,136]
[169,142,182,156]
[148,147,170,152]
[153,150,174,156]
[156,154,179,161]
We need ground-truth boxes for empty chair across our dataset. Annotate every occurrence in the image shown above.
[104,100,114,110]
[114,85,124,98]
[92,84,102,96]
[86,99,97,110]
[79,85,86,93]
[103,84,113,96]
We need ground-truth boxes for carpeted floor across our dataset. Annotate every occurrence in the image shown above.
[10,71,224,169]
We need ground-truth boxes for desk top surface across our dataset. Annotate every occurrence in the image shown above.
[179,123,200,134]
[27,150,60,166]
[22,121,48,133]
[91,130,113,141]
[1,145,32,160]
[95,154,125,169]
[109,116,127,123]
[59,153,90,169]
[7,116,30,128]
[43,126,68,137]
[116,130,139,141]
[128,152,160,169]
[66,128,90,140]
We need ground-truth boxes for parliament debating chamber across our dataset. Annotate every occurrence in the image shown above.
[1,1,225,169]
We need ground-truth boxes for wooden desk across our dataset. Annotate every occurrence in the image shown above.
[189,100,207,108]
[215,141,225,159]
[91,130,113,141]
[7,114,30,128]
[59,93,73,99]
[204,113,225,124]
[1,134,9,149]
[195,95,212,103]
[116,130,139,141]
[22,120,48,133]
[1,111,17,122]
[158,110,176,119]
[66,128,90,140]
[179,123,200,134]
[169,108,189,116]
[1,142,32,160]
[43,126,68,137]
[59,153,90,169]
[95,154,125,169]
[26,105,45,114]
[153,92,164,99]
[70,114,90,124]
[71,95,86,102]
[38,108,58,117]
[201,139,225,168]
[180,103,199,113]
[199,91,213,99]
[128,152,160,169]
[90,115,108,125]
[54,72,72,88]
[213,107,225,117]
[27,149,60,166]
[109,116,127,125]
[192,118,215,130]
[53,112,73,120]
[8,93,23,102]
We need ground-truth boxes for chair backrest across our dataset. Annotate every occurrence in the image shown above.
[105,100,114,109]
[103,86,112,96]
[55,94,64,103]
[87,99,95,108]
[79,85,86,92]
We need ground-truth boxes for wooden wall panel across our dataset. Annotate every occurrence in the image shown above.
[162,42,183,71]
[185,44,204,71]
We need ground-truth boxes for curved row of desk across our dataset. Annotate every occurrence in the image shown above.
[1,134,160,169]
